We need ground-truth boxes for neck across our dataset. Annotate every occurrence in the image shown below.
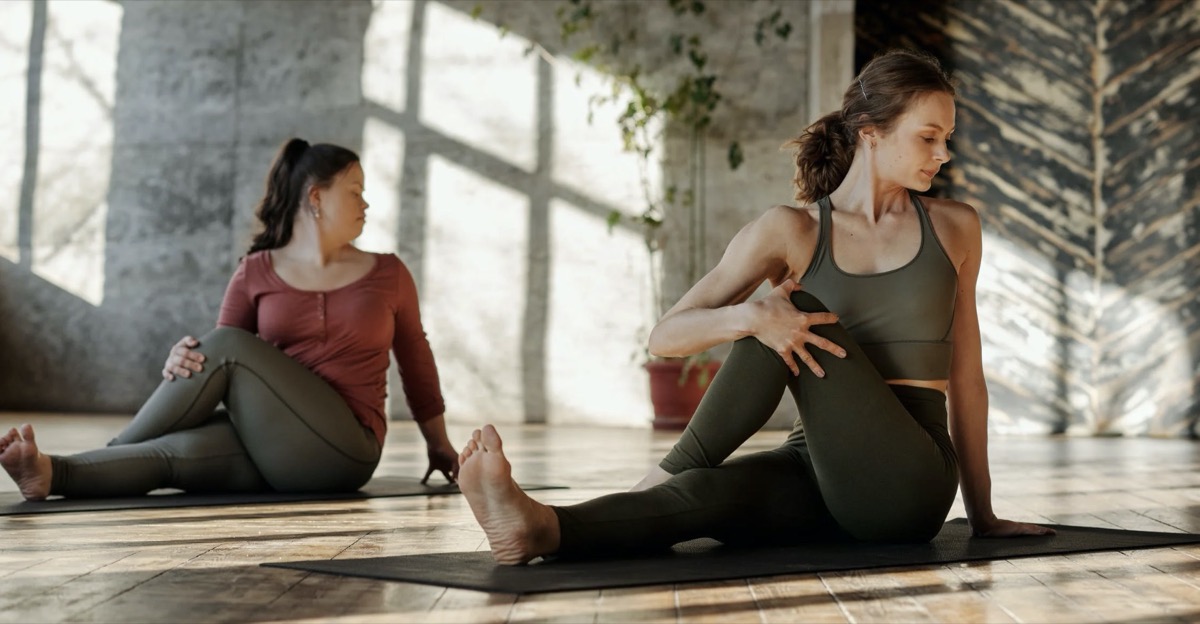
[827,150,911,223]
[278,219,345,266]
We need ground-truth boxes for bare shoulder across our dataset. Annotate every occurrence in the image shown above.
[766,202,819,222]
[756,203,820,237]
[757,203,821,280]
[923,196,981,256]
[921,195,981,235]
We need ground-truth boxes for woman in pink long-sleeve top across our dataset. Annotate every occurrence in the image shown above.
[1,138,457,499]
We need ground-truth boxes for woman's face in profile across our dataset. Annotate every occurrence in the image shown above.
[875,91,956,191]
[315,162,369,240]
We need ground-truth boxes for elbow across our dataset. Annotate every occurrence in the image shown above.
[646,323,680,358]
[646,325,668,358]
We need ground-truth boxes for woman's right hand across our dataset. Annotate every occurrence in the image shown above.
[752,279,845,377]
[163,336,205,381]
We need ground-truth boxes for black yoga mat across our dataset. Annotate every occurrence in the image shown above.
[266,519,1200,594]
[0,477,564,516]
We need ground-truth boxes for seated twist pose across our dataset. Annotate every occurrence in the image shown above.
[1,138,457,499]
[455,49,1054,564]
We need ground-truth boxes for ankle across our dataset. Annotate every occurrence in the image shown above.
[531,503,561,557]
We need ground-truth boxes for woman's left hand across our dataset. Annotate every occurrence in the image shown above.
[970,516,1056,537]
[422,442,460,484]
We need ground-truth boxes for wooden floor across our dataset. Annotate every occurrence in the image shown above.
[1,414,1199,623]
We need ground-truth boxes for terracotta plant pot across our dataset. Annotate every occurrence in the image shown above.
[644,358,722,431]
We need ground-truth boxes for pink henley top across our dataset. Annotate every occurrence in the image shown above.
[217,251,445,446]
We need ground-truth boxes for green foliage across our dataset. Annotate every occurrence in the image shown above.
[727,141,744,170]
[475,0,793,351]
[680,350,714,388]
[550,0,792,322]
[551,0,792,203]
[754,8,792,46]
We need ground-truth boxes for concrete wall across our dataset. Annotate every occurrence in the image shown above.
[0,0,829,429]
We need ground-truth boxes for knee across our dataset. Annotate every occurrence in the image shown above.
[197,326,259,354]
[789,290,830,314]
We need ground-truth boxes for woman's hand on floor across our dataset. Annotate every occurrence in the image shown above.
[163,335,205,381]
[422,441,460,484]
[970,516,1056,537]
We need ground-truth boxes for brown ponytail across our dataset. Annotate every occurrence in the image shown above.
[784,111,855,205]
[248,138,360,254]
[783,49,955,204]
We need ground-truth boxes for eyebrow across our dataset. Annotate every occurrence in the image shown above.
[921,123,955,133]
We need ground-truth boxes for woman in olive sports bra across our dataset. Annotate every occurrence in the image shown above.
[456,49,1054,564]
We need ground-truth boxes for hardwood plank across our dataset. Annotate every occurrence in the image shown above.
[595,585,679,623]
[507,589,601,623]
[424,588,517,624]
[2,417,1200,623]
[944,563,1091,624]
[819,568,937,623]
[746,574,848,623]
[673,579,761,623]
[890,567,1017,623]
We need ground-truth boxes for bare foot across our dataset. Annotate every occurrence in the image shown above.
[457,425,559,565]
[629,465,672,492]
[0,424,52,501]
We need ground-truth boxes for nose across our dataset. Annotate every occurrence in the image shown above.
[935,142,952,163]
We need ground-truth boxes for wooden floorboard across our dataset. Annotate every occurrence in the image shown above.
[0,414,1199,623]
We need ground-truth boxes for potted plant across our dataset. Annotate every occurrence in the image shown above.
[597,35,725,431]
[488,0,793,429]
[563,0,792,429]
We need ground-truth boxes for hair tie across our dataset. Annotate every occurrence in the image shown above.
[284,138,311,168]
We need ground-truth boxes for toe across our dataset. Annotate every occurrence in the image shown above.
[481,425,503,453]
[19,424,34,443]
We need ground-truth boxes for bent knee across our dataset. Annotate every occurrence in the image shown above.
[198,326,260,352]
[789,290,830,314]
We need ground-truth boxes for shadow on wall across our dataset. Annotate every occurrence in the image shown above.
[1,0,372,413]
[1,0,658,427]
[356,0,657,426]
[856,0,1200,437]
[1,0,125,412]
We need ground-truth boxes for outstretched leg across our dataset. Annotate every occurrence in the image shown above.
[0,425,52,501]
[457,425,560,564]
[47,414,269,498]
[459,425,838,563]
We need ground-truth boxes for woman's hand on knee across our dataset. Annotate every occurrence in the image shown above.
[162,335,206,381]
[752,280,846,377]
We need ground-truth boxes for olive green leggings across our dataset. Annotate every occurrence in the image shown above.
[48,327,381,497]
[552,291,960,556]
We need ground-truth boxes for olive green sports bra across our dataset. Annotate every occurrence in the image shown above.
[799,192,958,380]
